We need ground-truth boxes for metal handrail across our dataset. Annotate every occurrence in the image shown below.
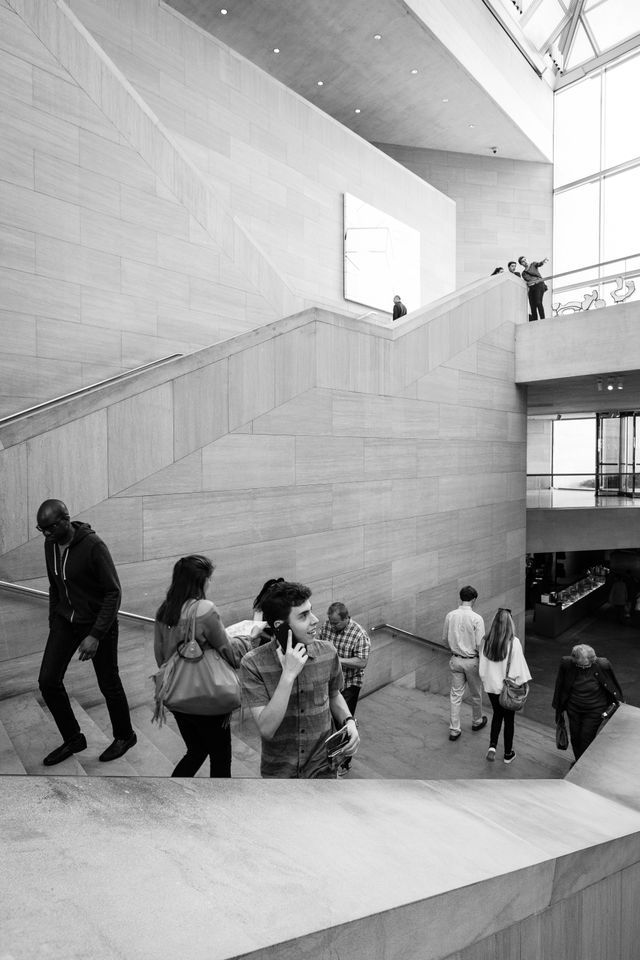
[371,622,447,654]
[546,252,640,284]
[0,354,182,427]
[0,580,154,624]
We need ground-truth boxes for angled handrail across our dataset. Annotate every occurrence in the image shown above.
[546,252,640,283]
[0,354,182,427]
[371,622,447,654]
[0,580,154,624]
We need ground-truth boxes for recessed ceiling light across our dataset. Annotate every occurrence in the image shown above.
[374,34,382,40]
[273,47,280,54]
[469,123,475,128]
[354,108,361,114]
[317,80,324,86]
[410,68,418,74]
[442,98,449,102]
[220,7,227,14]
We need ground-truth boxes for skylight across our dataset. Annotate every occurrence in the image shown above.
[496,0,640,77]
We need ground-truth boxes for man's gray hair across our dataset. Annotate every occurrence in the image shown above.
[571,643,596,664]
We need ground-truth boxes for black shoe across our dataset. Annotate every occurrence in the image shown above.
[449,730,461,741]
[504,750,516,764]
[43,733,87,766]
[99,732,137,762]
[472,716,488,731]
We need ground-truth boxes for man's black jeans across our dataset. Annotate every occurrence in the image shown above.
[38,614,133,742]
[527,283,545,321]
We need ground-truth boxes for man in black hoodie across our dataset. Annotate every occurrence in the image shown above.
[36,498,136,766]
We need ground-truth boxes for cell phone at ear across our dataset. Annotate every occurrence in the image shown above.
[274,622,290,650]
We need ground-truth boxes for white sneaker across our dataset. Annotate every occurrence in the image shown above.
[486,747,496,761]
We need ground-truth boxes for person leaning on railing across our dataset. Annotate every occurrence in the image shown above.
[518,255,549,322]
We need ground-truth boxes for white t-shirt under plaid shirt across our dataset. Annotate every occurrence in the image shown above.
[319,618,371,688]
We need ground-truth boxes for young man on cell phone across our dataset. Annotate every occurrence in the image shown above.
[239,581,360,778]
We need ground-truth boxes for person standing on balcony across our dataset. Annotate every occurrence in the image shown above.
[518,255,549,321]
[392,295,407,320]
[36,498,136,766]
[443,585,487,741]
[507,261,521,277]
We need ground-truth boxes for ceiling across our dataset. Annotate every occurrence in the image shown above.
[165,0,550,160]
[501,0,640,79]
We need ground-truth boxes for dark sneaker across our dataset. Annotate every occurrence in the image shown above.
[449,730,462,741]
[472,716,488,731]
[486,747,496,761]
[99,732,137,762]
[43,733,87,766]
[504,751,516,764]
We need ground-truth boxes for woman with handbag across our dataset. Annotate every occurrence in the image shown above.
[154,555,241,778]
[479,608,532,765]
[552,644,623,762]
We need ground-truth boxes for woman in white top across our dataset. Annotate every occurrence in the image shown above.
[479,608,532,765]
[154,555,240,778]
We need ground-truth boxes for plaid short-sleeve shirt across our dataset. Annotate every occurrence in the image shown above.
[239,638,343,779]
[319,619,371,687]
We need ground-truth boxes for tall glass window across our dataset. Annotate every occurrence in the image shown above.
[553,49,640,310]
[553,75,601,188]
[603,56,640,169]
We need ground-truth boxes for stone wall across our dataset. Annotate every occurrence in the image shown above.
[377,142,552,288]
[0,277,527,661]
[0,0,455,416]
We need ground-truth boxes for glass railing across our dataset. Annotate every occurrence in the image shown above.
[527,473,596,492]
[527,472,640,505]
[547,252,640,317]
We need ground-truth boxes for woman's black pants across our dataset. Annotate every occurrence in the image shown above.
[172,711,232,777]
[488,693,515,754]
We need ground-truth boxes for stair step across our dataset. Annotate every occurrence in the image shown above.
[0,694,86,775]
[130,705,260,778]
[0,715,28,774]
[87,703,174,777]
[129,705,206,777]
[64,698,138,776]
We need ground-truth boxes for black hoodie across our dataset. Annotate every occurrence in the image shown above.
[44,521,121,641]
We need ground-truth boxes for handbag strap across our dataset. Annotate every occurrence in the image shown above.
[178,600,202,652]
[504,638,514,680]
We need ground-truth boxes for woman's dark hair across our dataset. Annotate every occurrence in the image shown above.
[482,608,515,662]
[491,267,504,275]
[261,581,312,627]
[156,555,214,627]
[252,577,285,612]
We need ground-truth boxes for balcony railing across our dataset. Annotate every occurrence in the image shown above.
[546,252,640,317]
[527,472,640,502]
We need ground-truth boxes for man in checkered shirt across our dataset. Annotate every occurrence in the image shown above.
[319,602,370,773]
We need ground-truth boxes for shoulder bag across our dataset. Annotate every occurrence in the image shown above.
[152,602,241,725]
[555,713,569,750]
[499,640,530,712]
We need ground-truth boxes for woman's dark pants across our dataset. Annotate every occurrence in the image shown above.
[488,693,515,754]
[172,711,232,777]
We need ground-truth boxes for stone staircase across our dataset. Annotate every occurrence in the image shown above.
[0,692,262,778]
[0,682,570,780]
